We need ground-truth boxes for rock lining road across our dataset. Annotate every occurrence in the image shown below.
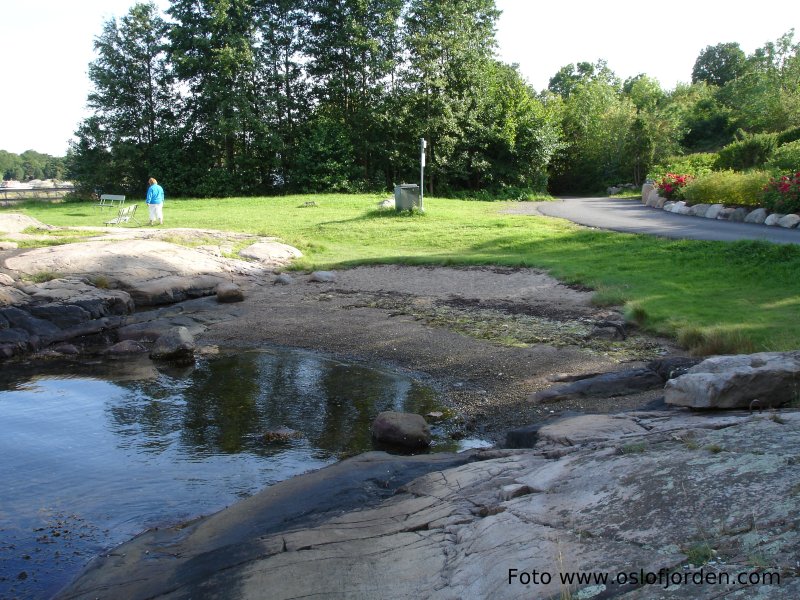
[509,197,800,244]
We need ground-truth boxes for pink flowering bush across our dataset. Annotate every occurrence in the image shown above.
[656,173,693,200]
[762,172,800,214]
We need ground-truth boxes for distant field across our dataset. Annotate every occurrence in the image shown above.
[6,194,800,354]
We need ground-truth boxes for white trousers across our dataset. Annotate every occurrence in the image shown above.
[148,203,163,222]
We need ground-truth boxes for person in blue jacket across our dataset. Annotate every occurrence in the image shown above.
[146,177,165,225]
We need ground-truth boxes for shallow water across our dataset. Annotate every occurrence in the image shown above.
[0,348,487,599]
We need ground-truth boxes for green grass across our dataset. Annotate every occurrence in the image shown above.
[7,194,800,352]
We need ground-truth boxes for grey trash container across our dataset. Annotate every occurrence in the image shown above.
[394,184,420,211]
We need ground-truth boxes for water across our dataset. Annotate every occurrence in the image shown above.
[0,348,488,599]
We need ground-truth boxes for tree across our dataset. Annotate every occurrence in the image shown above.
[692,42,747,87]
[401,0,501,193]
[72,2,174,193]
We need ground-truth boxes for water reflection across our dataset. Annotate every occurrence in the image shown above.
[0,348,458,599]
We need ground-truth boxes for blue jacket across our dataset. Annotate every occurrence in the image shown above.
[146,184,164,204]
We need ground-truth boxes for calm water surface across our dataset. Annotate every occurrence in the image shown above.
[0,348,485,599]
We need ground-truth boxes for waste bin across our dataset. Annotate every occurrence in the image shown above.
[394,184,420,211]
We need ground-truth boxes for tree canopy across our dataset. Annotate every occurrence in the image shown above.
[67,3,800,197]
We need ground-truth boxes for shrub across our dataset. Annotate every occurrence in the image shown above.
[715,132,778,171]
[656,173,693,200]
[682,170,770,207]
[766,140,800,173]
[647,153,718,181]
[762,171,800,214]
[777,126,800,146]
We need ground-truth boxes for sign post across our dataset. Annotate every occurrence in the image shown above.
[420,138,426,212]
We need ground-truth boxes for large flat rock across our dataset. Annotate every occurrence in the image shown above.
[3,240,264,306]
[60,411,800,599]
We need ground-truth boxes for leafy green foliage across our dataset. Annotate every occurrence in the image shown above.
[766,141,800,172]
[0,150,66,181]
[715,132,778,170]
[692,42,747,86]
[648,153,718,181]
[682,170,770,206]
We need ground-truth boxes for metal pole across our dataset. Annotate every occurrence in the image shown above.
[419,138,425,210]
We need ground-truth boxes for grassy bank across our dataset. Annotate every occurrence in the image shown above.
[6,194,800,353]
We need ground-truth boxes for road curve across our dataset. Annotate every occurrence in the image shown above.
[510,197,800,245]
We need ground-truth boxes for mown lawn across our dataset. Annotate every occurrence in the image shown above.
[7,194,800,353]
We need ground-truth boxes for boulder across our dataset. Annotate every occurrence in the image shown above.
[530,367,664,404]
[728,207,749,222]
[274,273,293,285]
[378,197,396,210]
[647,356,702,381]
[704,204,724,219]
[262,427,304,445]
[239,241,303,267]
[716,207,736,220]
[0,241,19,250]
[777,214,800,228]
[645,189,665,207]
[371,411,431,449]
[688,203,710,217]
[0,273,14,286]
[310,271,336,283]
[744,208,768,224]
[150,326,195,363]
[764,213,784,226]
[641,183,654,203]
[665,351,800,409]
[27,303,91,329]
[106,340,148,355]
[215,282,244,303]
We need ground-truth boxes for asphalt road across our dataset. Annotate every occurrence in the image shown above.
[520,197,800,245]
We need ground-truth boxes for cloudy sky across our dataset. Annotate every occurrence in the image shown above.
[2,0,798,157]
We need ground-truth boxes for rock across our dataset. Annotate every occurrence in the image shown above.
[0,241,19,250]
[688,203,710,217]
[262,427,303,444]
[371,411,431,449]
[0,286,29,307]
[310,271,336,283]
[150,326,195,363]
[675,204,692,215]
[530,367,664,404]
[729,207,749,222]
[777,214,800,228]
[106,340,148,355]
[666,201,688,214]
[647,356,702,381]
[0,306,61,339]
[215,282,244,303]
[535,414,648,447]
[716,207,736,220]
[645,189,664,207]
[239,241,303,266]
[51,343,80,355]
[274,273,293,285]
[378,197,396,209]
[129,274,227,306]
[704,204,724,219]
[665,351,800,409]
[662,201,675,211]
[764,213,784,226]
[641,183,654,203]
[0,213,56,233]
[0,274,15,286]
[607,186,621,195]
[27,303,91,329]
[62,412,800,600]
[744,208,768,224]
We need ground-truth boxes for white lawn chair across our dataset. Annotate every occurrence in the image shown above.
[105,203,140,226]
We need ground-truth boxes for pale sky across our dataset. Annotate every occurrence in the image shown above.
[1,0,798,157]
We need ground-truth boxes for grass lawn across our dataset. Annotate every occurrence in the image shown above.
[6,193,800,354]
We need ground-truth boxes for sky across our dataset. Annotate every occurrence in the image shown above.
[1,0,798,158]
